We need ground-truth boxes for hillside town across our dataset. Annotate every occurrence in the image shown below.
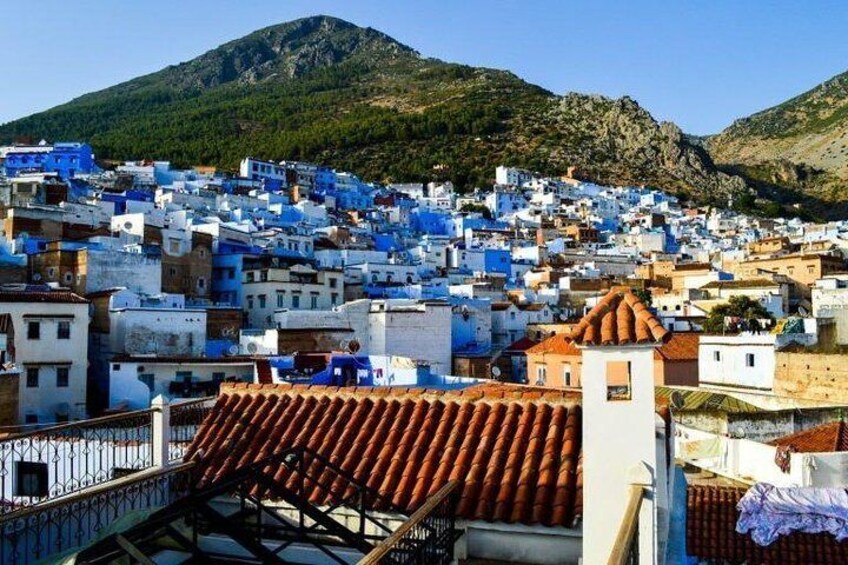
[3,140,848,563]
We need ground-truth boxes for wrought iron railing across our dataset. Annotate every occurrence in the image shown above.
[607,484,645,565]
[0,463,193,565]
[168,397,215,463]
[0,409,155,514]
[358,480,460,565]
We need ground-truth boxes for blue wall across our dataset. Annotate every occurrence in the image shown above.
[4,143,95,179]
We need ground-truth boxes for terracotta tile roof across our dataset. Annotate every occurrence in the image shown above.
[769,421,848,453]
[503,336,539,353]
[186,383,583,528]
[687,485,848,563]
[654,333,700,362]
[0,290,88,304]
[569,287,670,346]
[525,334,582,356]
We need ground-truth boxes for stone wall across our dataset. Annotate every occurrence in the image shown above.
[774,351,848,403]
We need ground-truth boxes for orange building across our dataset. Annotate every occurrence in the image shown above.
[526,331,700,389]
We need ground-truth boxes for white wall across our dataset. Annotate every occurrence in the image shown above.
[699,334,776,391]
[110,308,206,357]
[5,300,90,423]
[582,345,657,564]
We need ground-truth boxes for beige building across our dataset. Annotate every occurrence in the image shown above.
[731,253,845,300]
[242,263,344,329]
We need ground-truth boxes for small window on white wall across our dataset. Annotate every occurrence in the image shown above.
[606,361,631,401]
[746,353,755,367]
[563,364,572,387]
[713,351,721,362]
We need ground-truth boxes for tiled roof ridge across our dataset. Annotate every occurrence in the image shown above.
[569,286,669,346]
[218,382,580,406]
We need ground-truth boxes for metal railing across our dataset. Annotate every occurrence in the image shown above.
[168,397,215,463]
[358,480,460,565]
[0,409,155,514]
[0,463,193,565]
[607,484,645,565]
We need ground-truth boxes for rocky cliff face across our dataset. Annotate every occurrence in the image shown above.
[709,68,848,211]
[1,16,749,207]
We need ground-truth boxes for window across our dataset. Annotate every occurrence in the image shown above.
[14,462,48,497]
[258,295,266,308]
[246,272,255,283]
[563,364,572,387]
[112,363,121,371]
[247,296,254,309]
[277,293,285,308]
[746,353,755,368]
[535,366,547,386]
[606,361,631,401]
[292,295,300,309]
[63,272,73,284]
[57,321,70,340]
[331,293,339,306]
[329,277,338,289]
[311,295,318,309]
[197,277,206,290]
[26,367,39,388]
[176,371,193,383]
[713,351,721,362]
[24,414,38,424]
[27,321,40,340]
[56,367,69,388]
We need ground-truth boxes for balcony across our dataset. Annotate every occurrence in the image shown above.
[0,445,461,564]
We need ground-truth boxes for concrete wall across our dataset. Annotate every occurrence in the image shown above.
[110,309,206,357]
[87,249,161,296]
[370,302,452,375]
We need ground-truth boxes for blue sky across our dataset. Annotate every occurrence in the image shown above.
[1,0,847,134]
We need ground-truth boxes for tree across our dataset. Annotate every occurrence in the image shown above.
[702,295,774,334]
[632,287,653,308]
[459,203,492,220]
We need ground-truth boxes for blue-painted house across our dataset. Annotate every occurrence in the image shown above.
[4,142,95,180]
[212,250,261,307]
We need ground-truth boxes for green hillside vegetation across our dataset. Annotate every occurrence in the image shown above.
[1,15,748,206]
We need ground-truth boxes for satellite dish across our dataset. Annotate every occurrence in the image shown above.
[32,273,42,281]
[348,339,361,354]
[670,391,685,410]
[227,344,240,356]
[798,306,809,317]
[491,366,502,379]
[246,342,258,354]
[123,221,133,231]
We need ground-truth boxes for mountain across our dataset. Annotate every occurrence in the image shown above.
[0,15,746,206]
[710,69,848,212]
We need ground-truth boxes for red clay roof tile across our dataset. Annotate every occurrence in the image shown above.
[687,484,848,562]
[570,287,670,346]
[186,383,583,528]
[769,421,848,453]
